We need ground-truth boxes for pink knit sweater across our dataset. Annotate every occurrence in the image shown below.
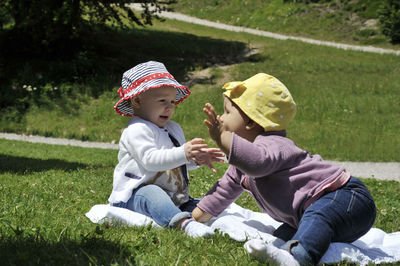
[197,131,350,228]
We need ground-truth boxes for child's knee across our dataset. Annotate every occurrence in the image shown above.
[135,184,166,200]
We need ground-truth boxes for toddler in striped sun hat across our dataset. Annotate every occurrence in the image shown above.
[109,61,224,238]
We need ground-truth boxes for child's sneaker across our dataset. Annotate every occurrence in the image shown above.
[182,218,214,238]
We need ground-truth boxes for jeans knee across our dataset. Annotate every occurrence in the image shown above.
[135,185,170,206]
[135,184,163,197]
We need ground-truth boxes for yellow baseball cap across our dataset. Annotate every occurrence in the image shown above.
[222,73,296,131]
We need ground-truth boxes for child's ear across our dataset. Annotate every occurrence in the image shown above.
[245,120,263,131]
[130,96,141,108]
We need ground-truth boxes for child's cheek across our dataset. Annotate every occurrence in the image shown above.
[221,121,229,132]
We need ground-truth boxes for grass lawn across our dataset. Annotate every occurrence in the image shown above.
[171,0,400,50]
[1,3,400,265]
[2,16,399,162]
[0,139,399,265]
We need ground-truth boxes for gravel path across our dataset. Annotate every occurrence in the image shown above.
[1,132,399,182]
[129,4,400,56]
[0,132,119,150]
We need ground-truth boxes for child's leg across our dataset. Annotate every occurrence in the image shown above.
[113,184,191,228]
[282,177,376,265]
[273,223,297,241]
[113,185,214,237]
[179,196,200,213]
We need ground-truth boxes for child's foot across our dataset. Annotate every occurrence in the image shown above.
[181,218,214,238]
[244,239,299,266]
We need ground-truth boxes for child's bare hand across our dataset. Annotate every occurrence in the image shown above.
[184,138,209,160]
[192,147,225,173]
[203,102,232,155]
[184,138,225,173]
[203,103,224,143]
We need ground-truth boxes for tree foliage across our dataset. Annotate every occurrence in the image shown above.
[379,0,400,44]
[0,0,175,55]
[0,0,176,112]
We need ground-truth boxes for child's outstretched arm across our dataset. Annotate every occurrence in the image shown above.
[203,103,232,155]
[184,138,225,173]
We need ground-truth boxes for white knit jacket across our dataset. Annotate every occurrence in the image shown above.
[108,116,197,205]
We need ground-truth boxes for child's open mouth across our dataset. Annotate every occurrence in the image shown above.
[160,115,169,120]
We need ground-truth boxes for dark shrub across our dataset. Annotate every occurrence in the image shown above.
[379,0,400,44]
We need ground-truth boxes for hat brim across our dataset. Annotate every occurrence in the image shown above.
[114,82,190,117]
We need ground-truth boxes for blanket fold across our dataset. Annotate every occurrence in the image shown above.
[86,203,400,265]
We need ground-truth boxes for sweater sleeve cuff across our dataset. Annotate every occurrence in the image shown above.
[176,145,190,164]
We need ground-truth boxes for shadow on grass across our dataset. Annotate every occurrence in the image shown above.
[0,234,134,265]
[0,25,259,116]
[0,155,87,174]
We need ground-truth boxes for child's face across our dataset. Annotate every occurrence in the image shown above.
[133,86,177,128]
[220,96,252,139]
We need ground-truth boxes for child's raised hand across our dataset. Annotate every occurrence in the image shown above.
[184,138,209,160]
[184,138,225,173]
[203,103,232,156]
[192,147,225,173]
[203,103,223,143]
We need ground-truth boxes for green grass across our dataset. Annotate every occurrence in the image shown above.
[171,0,399,49]
[1,4,400,265]
[3,17,399,162]
[0,139,399,265]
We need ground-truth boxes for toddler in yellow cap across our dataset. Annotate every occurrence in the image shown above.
[192,73,376,265]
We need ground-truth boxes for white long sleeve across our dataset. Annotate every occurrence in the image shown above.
[108,117,191,205]
[124,123,188,172]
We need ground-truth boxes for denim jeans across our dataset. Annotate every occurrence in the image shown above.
[112,184,199,228]
[275,177,376,265]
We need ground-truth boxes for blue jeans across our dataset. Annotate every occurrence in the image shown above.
[112,184,200,228]
[275,177,376,265]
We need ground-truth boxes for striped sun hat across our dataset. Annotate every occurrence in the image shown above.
[114,61,191,116]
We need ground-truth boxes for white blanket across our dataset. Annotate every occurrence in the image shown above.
[86,203,400,265]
